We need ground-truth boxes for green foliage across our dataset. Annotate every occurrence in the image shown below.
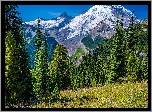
[26,34,58,68]
[68,60,79,90]
[79,54,91,87]
[35,19,42,48]
[5,5,148,107]
[70,46,84,62]
[51,84,60,100]
[32,81,148,108]
[107,16,126,83]
[32,18,51,100]
[40,33,50,96]
[124,14,148,82]
[50,44,70,95]
[5,31,22,106]
[81,35,107,49]
[76,15,148,86]
[5,5,32,107]
[126,52,139,82]
[5,5,23,46]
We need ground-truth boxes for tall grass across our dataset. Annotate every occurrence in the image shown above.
[31,80,148,108]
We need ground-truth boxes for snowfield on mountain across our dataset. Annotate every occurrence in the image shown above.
[23,5,140,56]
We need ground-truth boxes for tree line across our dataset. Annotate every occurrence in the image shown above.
[5,5,148,108]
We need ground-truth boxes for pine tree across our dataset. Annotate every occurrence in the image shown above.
[31,18,42,99]
[107,14,126,83]
[90,50,98,87]
[67,56,75,89]
[5,31,22,107]
[125,12,136,82]
[18,31,33,102]
[49,44,69,98]
[125,12,148,82]
[5,5,23,45]
[5,5,33,106]
[41,32,51,98]
[32,18,50,100]
[5,31,32,106]
[81,54,91,87]
[70,65,79,90]
[98,40,112,85]
[127,12,136,52]
[95,45,106,85]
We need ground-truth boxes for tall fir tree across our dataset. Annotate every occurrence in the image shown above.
[5,31,22,107]
[40,32,51,98]
[49,44,69,98]
[107,13,126,83]
[32,18,50,100]
[5,5,23,46]
[5,5,33,106]
[96,45,106,85]
[125,12,148,82]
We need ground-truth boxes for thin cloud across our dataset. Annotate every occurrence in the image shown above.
[48,12,61,17]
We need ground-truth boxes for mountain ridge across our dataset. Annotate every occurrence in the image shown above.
[23,5,141,57]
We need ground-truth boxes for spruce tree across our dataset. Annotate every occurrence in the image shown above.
[5,31,22,107]
[67,56,75,89]
[125,12,148,82]
[32,18,50,100]
[127,12,136,52]
[49,44,69,98]
[125,12,136,82]
[97,37,113,84]
[41,32,51,99]
[81,54,90,87]
[18,31,33,102]
[5,5,33,106]
[89,50,97,87]
[108,14,126,83]
[96,45,106,85]
[5,5,23,45]
[31,18,42,99]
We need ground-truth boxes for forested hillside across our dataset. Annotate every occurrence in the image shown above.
[5,5,148,108]
[26,34,58,68]
[81,35,107,50]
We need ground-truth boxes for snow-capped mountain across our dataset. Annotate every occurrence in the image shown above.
[23,12,73,43]
[59,5,140,39]
[23,5,140,56]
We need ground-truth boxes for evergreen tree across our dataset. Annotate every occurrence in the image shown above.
[95,45,106,85]
[127,12,136,52]
[5,31,22,107]
[125,12,137,82]
[18,31,33,102]
[5,5,23,46]
[41,32,51,98]
[107,14,126,83]
[82,54,91,87]
[89,50,97,87]
[32,18,50,100]
[67,57,74,89]
[125,12,148,82]
[5,5,33,106]
[72,67,79,90]
[49,44,69,98]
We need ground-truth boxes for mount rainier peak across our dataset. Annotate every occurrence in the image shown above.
[23,5,140,56]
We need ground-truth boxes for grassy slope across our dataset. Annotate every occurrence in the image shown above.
[70,46,84,62]
[33,80,148,108]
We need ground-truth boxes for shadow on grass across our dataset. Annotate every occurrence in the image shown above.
[5,96,75,108]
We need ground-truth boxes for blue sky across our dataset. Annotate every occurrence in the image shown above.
[17,5,148,22]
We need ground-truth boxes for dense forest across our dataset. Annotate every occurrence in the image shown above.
[5,5,148,108]
[81,35,107,50]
